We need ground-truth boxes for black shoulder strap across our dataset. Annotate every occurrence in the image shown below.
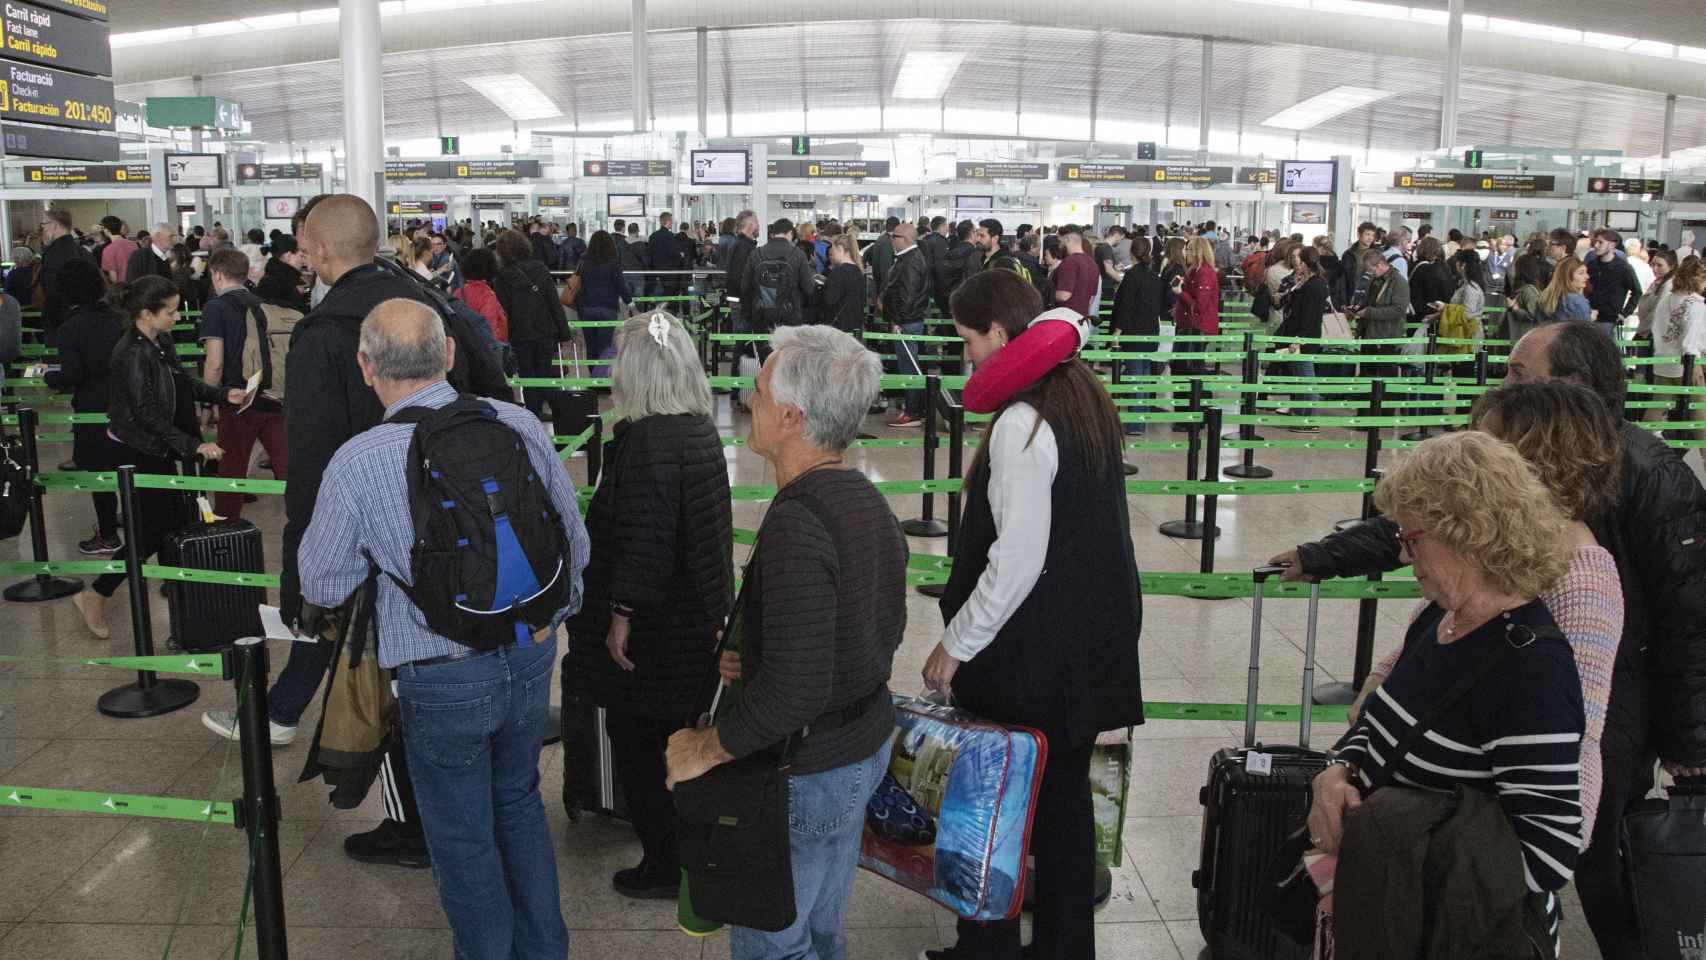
[1364,620,1564,793]
[384,405,434,426]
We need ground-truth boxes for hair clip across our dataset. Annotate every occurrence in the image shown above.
[647,312,671,349]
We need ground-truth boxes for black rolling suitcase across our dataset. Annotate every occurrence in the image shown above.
[1623,781,1706,959]
[159,517,266,652]
[560,693,628,822]
[1193,566,1328,960]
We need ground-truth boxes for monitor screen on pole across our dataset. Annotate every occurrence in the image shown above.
[607,194,646,217]
[690,149,750,186]
[263,196,300,220]
[955,195,995,210]
[164,153,225,188]
[1276,160,1335,195]
[1605,210,1639,232]
[1291,202,1328,225]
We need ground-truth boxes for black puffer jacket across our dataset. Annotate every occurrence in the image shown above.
[1294,422,1706,765]
[107,325,225,460]
[564,414,734,721]
[495,258,571,344]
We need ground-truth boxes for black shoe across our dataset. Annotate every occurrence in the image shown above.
[243,494,258,504]
[58,458,77,471]
[612,861,678,900]
[344,819,431,868]
[78,532,123,555]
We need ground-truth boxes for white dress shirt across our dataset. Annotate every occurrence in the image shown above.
[943,401,1059,662]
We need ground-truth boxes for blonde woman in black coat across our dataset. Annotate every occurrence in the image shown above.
[562,311,733,899]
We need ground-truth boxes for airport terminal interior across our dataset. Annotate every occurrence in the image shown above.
[3,0,1706,958]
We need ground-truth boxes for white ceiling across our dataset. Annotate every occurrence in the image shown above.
[112,20,1706,159]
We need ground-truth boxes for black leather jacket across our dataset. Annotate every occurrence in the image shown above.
[880,245,931,325]
[107,325,224,460]
[1294,422,1706,764]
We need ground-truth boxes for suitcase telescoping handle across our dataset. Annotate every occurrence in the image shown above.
[1247,565,1322,750]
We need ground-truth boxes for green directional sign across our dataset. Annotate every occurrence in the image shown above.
[440,135,459,155]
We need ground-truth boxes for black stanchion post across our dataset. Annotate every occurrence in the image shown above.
[1675,354,1697,426]
[98,465,199,717]
[1474,350,1489,387]
[1222,333,1262,442]
[3,407,83,602]
[585,413,604,487]
[1159,379,1215,540]
[903,375,948,538]
[916,388,963,599]
[1224,347,1273,479]
[1316,467,1385,706]
[1334,380,1385,533]
[1198,408,1223,575]
[1644,338,1657,386]
[231,638,289,960]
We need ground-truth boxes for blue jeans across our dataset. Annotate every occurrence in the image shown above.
[895,322,926,416]
[397,635,568,960]
[730,737,894,960]
[268,637,333,727]
[1118,357,1153,434]
[1285,359,1318,418]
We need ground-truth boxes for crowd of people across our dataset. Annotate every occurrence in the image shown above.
[5,195,1705,960]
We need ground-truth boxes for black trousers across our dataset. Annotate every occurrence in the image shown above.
[94,449,186,597]
[1576,717,1655,960]
[954,741,1096,960]
[606,710,683,873]
[512,337,557,419]
[73,423,125,539]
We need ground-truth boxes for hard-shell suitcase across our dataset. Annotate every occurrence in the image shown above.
[560,691,627,822]
[1622,781,1706,959]
[1193,566,1328,960]
[159,518,266,652]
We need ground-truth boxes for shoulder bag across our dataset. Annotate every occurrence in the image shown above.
[1322,296,1353,342]
[560,268,582,309]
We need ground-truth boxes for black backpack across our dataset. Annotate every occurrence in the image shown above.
[385,397,574,650]
[372,258,510,400]
[751,250,798,325]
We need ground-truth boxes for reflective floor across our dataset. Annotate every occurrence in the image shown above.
[6,393,1694,959]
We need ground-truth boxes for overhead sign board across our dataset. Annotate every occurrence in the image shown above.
[385,159,542,180]
[766,158,890,179]
[145,96,243,132]
[842,194,878,203]
[1391,171,1557,193]
[1056,162,1233,185]
[780,199,816,210]
[536,195,572,207]
[1,119,112,159]
[1,0,111,76]
[235,162,322,182]
[1238,166,1275,184]
[26,0,104,21]
[0,58,112,130]
[386,200,448,216]
[956,161,1048,180]
[1173,199,1212,208]
[164,152,223,188]
[582,159,672,177]
[1587,177,1664,197]
[21,160,147,182]
[1490,209,1519,220]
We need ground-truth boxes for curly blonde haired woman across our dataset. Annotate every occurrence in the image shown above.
[1307,430,1585,957]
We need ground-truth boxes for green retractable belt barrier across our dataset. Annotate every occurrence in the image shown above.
[0,785,236,824]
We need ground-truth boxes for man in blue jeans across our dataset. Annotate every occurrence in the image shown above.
[300,298,589,959]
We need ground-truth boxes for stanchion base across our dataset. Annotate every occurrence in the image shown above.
[856,432,877,441]
[1223,432,1266,442]
[1158,520,1220,540]
[97,679,200,718]
[4,576,83,603]
[915,583,946,599]
[1223,464,1274,479]
[1122,461,1139,476]
[542,705,562,746]
[1332,517,1369,533]
[1400,430,1430,442]
[901,518,949,538]
[1313,680,1358,706]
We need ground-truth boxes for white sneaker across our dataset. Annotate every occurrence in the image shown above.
[202,709,297,746]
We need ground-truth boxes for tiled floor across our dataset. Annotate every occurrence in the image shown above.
[5,394,1696,959]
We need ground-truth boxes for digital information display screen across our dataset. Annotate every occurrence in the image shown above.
[1277,161,1336,195]
[607,194,646,217]
[690,149,749,186]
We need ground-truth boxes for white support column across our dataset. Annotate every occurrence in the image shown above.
[1438,0,1463,150]
[1662,93,1677,161]
[696,27,708,138]
[340,0,386,238]
[1198,39,1213,160]
[751,142,769,226]
[631,0,649,133]
[1332,155,1354,253]
[147,145,171,233]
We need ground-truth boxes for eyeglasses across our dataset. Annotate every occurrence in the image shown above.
[1397,527,1427,549]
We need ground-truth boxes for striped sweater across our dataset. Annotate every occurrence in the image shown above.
[1374,545,1623,838]
[1335,599,1585,948]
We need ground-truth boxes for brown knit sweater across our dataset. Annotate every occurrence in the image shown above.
[717,467,909,774]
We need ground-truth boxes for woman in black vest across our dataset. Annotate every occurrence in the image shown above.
[42,260,125,554]
[923,269,1146,960]
[563,311,732,899]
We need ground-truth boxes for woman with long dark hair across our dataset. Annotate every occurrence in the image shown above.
[923,269,1145,960]
[67,275,243,638]
[573,229,635,369]
[42,260,126,554]
[1109,235,1165,436]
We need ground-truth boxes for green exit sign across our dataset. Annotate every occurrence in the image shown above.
[790,136,809,156]
[1463,149,1483,168]
[440,136,460,156]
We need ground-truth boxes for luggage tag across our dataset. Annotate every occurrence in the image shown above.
[196,496,222,523]
[1246,752,1274,776]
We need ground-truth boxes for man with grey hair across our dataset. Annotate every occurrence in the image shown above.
[666,324,907,960]
[1381,225,1413,280]
[301,297,587,958]
[125,223,176,284]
